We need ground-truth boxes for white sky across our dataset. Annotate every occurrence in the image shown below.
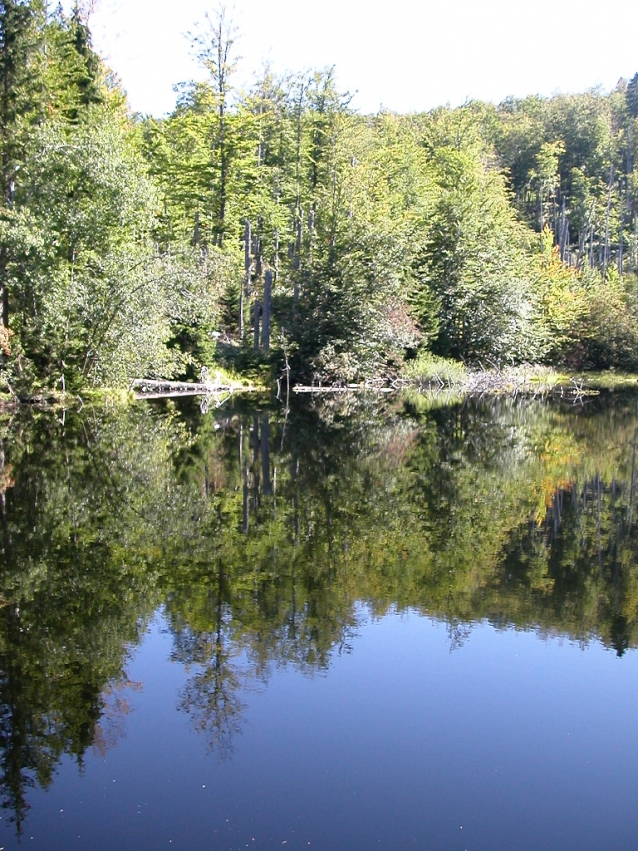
[65,0,638,116]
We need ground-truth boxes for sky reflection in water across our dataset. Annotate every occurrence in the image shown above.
[17,609,638,851]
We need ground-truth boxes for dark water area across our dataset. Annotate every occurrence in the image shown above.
[1,390,638,850]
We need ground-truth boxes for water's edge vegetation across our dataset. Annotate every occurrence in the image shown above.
[3,4,638,398]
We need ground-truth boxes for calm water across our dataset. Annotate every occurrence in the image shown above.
[1,391,638,850]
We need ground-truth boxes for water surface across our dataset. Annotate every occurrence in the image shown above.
[1,391,637,849]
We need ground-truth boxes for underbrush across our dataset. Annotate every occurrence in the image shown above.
[401,352,468,384]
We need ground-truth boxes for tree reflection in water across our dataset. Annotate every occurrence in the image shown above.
[1,391,638,829]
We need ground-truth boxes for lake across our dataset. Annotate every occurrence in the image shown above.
[1,390,638,850]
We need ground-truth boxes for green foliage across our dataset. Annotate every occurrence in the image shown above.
[532,229,638,370]
[44,5,104,121]
[412,147,542,363]
[4,6,638,391]
[3,110,186,388]
[401,351,467,383]
[0,0,46,201]
[572,270,638,370]
[162,245,241,377]
[491,86,633,280]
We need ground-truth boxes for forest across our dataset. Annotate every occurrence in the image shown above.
[3,1,638,395]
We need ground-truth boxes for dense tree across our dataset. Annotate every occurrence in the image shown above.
[412,145,542,363]
[3,4,638,391]
[5,110,187,389]
[0,0,46,330]
[45,4,104,121]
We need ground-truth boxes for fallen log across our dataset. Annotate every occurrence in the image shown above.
[130,378,238,399]
[292,384,397,394]
[131,379,212,393]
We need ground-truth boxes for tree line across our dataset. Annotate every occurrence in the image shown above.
[3,1,638,394]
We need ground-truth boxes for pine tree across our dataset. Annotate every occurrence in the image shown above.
[0,0,45,327]
[627,73,638,121]
[46,3,104,122]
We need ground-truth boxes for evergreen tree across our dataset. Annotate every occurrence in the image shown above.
[626,73,638,121]
[0,0,45,329]
[45,3,104,122]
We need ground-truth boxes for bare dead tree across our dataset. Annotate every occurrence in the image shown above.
[262,269,272,353]
[190,6,239,247]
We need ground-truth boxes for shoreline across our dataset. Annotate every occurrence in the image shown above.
[2,367,638,410]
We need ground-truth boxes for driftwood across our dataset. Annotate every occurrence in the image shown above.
[130,374,246,400]
[132,367,601,404]
[131,379,211,398]
[408,367,601,401]
[293,384,397,394]
[291,368,601,401]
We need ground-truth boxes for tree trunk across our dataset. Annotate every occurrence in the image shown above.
[217,87,227,245]
[0,246,8,328]
[262,269,272,352]
[292,78,305,313]
[1,77,9,329]
[193,211,200,246]
[577,200,595,269]
[0,437,5,522]
[244,219,251,295]
[253,302,261,352]
[293,213,303,311]
[559,196,568,261]
[603,164,614,278]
